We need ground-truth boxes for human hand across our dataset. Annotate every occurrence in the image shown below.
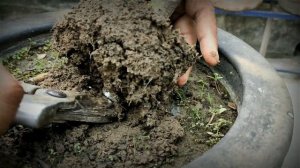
[173,0,219,86]
[0,64,24,135]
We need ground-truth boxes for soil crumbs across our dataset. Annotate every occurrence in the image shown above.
[0,0,237,168]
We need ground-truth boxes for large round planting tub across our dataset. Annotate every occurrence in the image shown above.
[0,11,294,168]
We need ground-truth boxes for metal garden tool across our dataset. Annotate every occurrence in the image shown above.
[16,82,117,128]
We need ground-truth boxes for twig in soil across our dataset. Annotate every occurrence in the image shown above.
[206,106,227,126]
[215,82,221,95]
[207,113,216,126]
[207,73,223,95]
[144,77,153,90]
[89,51,93,75]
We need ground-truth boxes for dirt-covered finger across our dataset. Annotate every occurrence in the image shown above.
[199,34,219,66]
[185,0,219,66]
[174,15,197,46]
[177,66,192,87]
[174,15,197,86]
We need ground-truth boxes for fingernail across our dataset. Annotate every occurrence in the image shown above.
[212,51,220,63]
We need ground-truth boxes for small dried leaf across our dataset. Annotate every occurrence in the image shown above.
[29,73,48,83]
[227,102,237,110]
[37,53,47,59]
[207,132,214,136]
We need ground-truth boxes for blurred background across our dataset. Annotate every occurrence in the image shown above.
[0,0,299,167]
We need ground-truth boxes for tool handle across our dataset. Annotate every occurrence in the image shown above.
[16,83,77,128]
[16,94,59,128]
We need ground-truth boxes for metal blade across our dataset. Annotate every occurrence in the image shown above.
[52,94,120,124]
[53,108,118,124]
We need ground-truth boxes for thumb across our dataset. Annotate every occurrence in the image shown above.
[0,65,24,134]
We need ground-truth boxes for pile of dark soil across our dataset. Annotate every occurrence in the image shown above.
[0,0,237,167]
[48,0,198,107]
[0,61,237,168]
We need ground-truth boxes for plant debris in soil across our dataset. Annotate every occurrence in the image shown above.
[0,0,237,167]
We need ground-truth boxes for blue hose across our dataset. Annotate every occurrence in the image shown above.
[215,9,300,21]
[276,69,300,75]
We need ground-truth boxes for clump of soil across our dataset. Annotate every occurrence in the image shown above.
[0,0,237,167]
[48,0,198,108]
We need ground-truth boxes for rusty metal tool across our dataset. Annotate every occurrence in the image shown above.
[16,82,117,128]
